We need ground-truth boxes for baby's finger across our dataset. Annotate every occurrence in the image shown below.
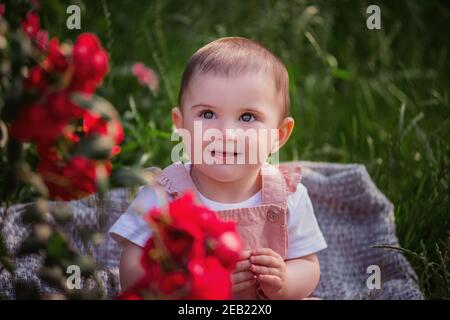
[250,255,281,268]
[240,250,252,260]
[232,271,255,284]
[249,264,280,277]
[252,248,281,259]
[234,259,251,272]
[257,274,283,288]
[232,279,257,293]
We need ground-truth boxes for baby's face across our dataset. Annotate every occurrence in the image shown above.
[172,71,293,182]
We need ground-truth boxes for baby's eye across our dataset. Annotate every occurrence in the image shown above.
[240,112,256,122]
[200,110,216,120]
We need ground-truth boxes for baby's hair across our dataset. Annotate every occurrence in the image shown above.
[178,37,290,118]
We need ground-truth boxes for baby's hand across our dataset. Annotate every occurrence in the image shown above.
[249,248,286,299]
[231,250,257,296]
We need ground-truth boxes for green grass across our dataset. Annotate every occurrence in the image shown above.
[30,0,450,299]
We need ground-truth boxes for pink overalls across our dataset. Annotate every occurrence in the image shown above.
[150,162,302,300]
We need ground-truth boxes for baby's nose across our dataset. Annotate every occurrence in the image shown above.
[218,121,239,141]
[224,128,238,141]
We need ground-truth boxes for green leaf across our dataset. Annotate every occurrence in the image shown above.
[70,93,114,121]
[331,68,352,80]
[73,255,96,277]
[109,167,150,188]
[45,231,72,262]
[72,134,113,160]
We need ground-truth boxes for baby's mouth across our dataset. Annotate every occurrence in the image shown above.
[211,150,239,158]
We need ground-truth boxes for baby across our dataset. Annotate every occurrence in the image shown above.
[109,37,327,299]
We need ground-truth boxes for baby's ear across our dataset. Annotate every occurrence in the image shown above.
[171,106,183,129]
[276,116,295,150]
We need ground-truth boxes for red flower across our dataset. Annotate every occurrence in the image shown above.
[118,292,144,300]
[20,10,49,52]
[37,155,110,200]
[92,50,109,83]
[0,4,5,17]
[11,91,85,146]
[157,193,205,240]
[24,66,47,93]
[149,193,243,267]
[132,63,159,93]
[187,256,232,299]
[9,13,119,202]
[120,192,242,300]
[11,89,87,145]
[45,39,69,72]
[21,11,40,38]
[71,33,109,93]
[83,111,124,157]
[34,29,49,51]
[46,91,85,120]
[210,231,243,269]
[10,103,67,146]
[159,271,188,294]
[83,111,123,144]
[37,144,59,162]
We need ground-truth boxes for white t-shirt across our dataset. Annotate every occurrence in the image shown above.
[109,163,327,260]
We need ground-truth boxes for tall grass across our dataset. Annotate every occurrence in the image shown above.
[34,0,450,298]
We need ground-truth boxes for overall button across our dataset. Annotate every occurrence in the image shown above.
[267,208,280,222]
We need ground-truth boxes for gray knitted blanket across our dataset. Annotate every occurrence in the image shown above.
[0,161,424,299]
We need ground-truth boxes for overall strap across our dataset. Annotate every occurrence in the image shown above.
[261,162,287,209]
[154,162,200,201]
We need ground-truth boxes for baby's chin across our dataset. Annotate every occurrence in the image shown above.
[197,163,261,182]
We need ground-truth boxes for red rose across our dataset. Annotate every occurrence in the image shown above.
[64,156,101,195]
[36,157,71,200]
[37,144,59,162]
[37,156,108,200]
[160,224,196,262]
[132,62,159,93]
[92,49,109,83]
[46,91,85,120]
[187,256,232,299]
[118,292,143,300]
[34,29,49,51]
[10,103,67,146]
[21,11,40,38]
[73,34,98,79]
[210,231,242,269]
[120,192,242,299]
[24,66,47,93]
[68,79,98,94]
[72,33,109,86]
[11,90,87,146]
[46,39,69,72]
[74,33,101,52]
[82,111,124,157]
[164,192,210,240]
[159,271,188,295]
